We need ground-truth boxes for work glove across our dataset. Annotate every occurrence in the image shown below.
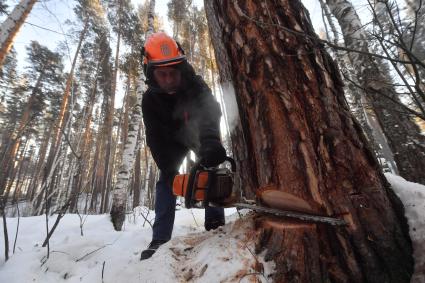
[199,138,227,167]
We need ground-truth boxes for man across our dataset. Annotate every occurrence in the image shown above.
[140,32,227,260]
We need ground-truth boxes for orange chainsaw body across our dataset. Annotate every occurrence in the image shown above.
[172,171,209,201]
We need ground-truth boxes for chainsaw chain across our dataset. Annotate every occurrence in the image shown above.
[234,203,347,226]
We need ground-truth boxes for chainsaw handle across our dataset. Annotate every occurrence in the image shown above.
[198,156,236,171]
[224,156,236,172]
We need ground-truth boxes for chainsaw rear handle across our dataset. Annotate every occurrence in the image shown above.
[224,156,236,172]
[191,155,236,187]
[195,156,236,172]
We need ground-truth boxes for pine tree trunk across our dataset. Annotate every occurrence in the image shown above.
[90,130,103,212]
[0,70,44,196]
[39,18,89,214]
[326,0,425,185]
[0,0,37,65]
[12,146,33,204]
[205,0,413,281]
[28,125,51,201]
[110,0,156,231]
[3,140,28,202]
[69,58,102,212]
[204,1,256,199]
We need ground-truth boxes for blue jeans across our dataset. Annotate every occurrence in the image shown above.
[152,173,225,241]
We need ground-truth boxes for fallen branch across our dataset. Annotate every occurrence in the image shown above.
[190,209,199,227]
[75,237,119,262]
[76,245,108,262]
[42,197,73,247]
[1,201,9,261]
[76,204,88,237]
[102,261,106,282]
[243,242,268,283]
[139,207,153,228]
[13,202,20,253]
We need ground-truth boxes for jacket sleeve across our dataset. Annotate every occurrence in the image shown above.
[142,93,187,174]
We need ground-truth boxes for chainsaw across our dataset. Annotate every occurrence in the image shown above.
[172,157,346,226]
[173,157,236,209]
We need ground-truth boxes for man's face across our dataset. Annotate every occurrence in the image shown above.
[153,66,182,94]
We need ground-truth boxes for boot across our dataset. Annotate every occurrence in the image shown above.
[140,240,168,260]
[205,219,225,231]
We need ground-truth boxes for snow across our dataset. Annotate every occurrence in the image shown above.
[0,207,274,282]
[385,173,425,283]
[1,173,424,282]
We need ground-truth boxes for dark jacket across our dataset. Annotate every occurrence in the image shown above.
[142,73,222,175]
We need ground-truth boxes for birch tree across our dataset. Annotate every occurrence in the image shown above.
[326,0,425,185]
[370,0,425,115]
[319,0,398,173]
[404,0,425,63]
[0,0,37,65]
[110,0,155,231]
[205,0,413,281]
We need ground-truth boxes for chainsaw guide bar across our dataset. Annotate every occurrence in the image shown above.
[234,203,347,226]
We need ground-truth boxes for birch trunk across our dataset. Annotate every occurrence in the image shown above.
[132,140,142,209]
[110,0,155,231]
[326,0,425,185]
[404,0,425,62]
[372,0,425,115]
[320,0,398,173]
[0,0,37,65]
[206,0,413,281]
[100,0,123,214]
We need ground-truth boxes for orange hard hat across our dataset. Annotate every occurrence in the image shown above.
[143,32,186,67]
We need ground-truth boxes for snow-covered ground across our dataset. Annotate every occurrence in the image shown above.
[0,173,423,282]
[0,207,274,282]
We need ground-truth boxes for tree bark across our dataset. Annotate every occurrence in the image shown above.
[205,0,413,282]
[0,0,37,65]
